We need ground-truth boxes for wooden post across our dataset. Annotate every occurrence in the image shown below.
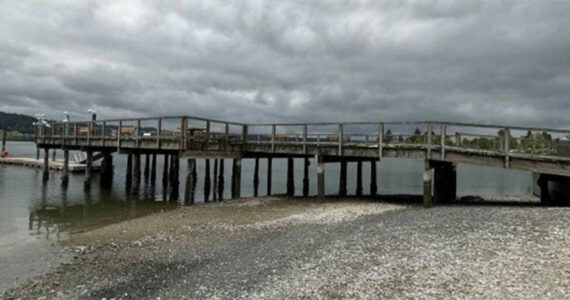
[339,159,347,196]
[253,157,260,197]
[126,153,133,193]
[302,157,309,197]
[132,152,141,193]
[455,132,461,147]
[267,157,272,195]
[144,153,150,182]
[232,158,242,198]
[61,149,69,187]
[184,159,196,205]
[100,153,113,188]
[204,159,211,202]
[41,148,50,182]
[303,125,308,154]
[136,119,141,148]
[162,154,169,190]
[151,154,157,184]
[218,159,224,200]
[117,120,123,151]
[169,153,179,200]
[84,150,93,190]
[287,157,295,196]
[271,125,276,153]
[36,147,40,160]
[338,124,344,155]
[423,166,434,208]
[356,160,363,196]
[316,154,325,198]
[52,149,56,162]
[213,159,218,200]
[370,160,377,196]
[157,118,162,149]
[224,123,230,151]
[242,125,248,151]
[181,117,188,150]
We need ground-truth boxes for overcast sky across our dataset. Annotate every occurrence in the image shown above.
[1,0,569,128]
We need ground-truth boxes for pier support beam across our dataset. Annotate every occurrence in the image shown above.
[267,158,272,196]
[287,157,294,197]
[213,159,218,200]
[339,159,347,196]
[100,153,113,188]
[84,150,93,190]
[218,159,224,200]
[144,154,150,182]
[61,149,69,187]
[423,160,456,207]
[42,148,49,182]
[253,158,259,197]
[126,153,133,193]
[537,174,570,205]
[184,159,196,205]
[162,154,169,190]
[169,153,179,200]
[232,158,242,199]
[150,154,157,184]
[303,157,310,197]
[204,159,211,202]
[356,160,363,196]
[133,152,141,193]
[316,155,325,198]
[370,160,378,196]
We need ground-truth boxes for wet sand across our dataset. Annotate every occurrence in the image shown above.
[4,195,570,299]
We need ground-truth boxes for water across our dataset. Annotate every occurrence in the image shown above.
[0,141,532,290]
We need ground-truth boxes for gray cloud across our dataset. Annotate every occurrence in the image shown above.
[0,0,569,129]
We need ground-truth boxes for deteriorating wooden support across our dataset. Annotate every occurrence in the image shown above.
[132,152,141,193]
[84,150,93,190]
[204,159,211,202]
[169,153,180,200]
[316,154,325,198]
[150,154,157,184]
[162,154,169,190]
[267,157,272,196]
[370,160,377,196]
[100,153,113,188]
[144,154,150,182]
[184,159,196,205]
[126,153,133,193]
[287,157,295,196]
[356,160,363,196]
[339,159,347,196]
[61,149,69,187]
[423,167,434,208]
[231,158,242,198]
[213,159,218,200]
[424,160,456,207]
[218,159,225,200]
[253,157,260,197]
[303,157,309,197]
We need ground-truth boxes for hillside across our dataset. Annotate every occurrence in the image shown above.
[0,111,36,134]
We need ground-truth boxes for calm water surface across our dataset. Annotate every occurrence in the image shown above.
[0,141,532,290]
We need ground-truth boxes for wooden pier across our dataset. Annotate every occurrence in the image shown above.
[0,157,99,172]
[32,115,570,205]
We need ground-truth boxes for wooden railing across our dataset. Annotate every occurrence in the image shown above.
[36,117,570,161]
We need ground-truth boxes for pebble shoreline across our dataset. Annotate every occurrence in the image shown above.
[3,196,569,299]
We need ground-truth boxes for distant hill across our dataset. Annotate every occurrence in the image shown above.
[0,111,36,134]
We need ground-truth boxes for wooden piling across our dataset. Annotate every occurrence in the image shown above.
[100,153,113,188]
[169,153,179,200]
[287,157,294,197]
[423,167,434,208]
[61,149,69,187]
[204,159,211,202]
[162,154,169,189]
[213,159,218,201]
[253,157,259,197]
[232,158,242,199]
[132,152,141,193]
[339,159,347,196]
[184,159,196,205]
[302,157,309,197]
[42,148,49,182]
[356,160,363,196]
[126,153,133,193]
[144,153,150,181]
[370,160,378,196]
[316,155,325,198]
[218,159,224,200]
[84,150,93,190]
[52,149,56,162]
[267,157,272,196]
[150,154,157,184]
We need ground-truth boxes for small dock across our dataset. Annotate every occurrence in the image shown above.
[0,157,99,173]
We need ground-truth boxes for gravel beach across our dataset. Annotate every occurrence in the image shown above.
[3,196,570,299]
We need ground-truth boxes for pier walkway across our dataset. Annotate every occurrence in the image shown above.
[33,115,570,205]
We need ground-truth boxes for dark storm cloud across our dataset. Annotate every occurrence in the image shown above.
[0,0,569,129]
